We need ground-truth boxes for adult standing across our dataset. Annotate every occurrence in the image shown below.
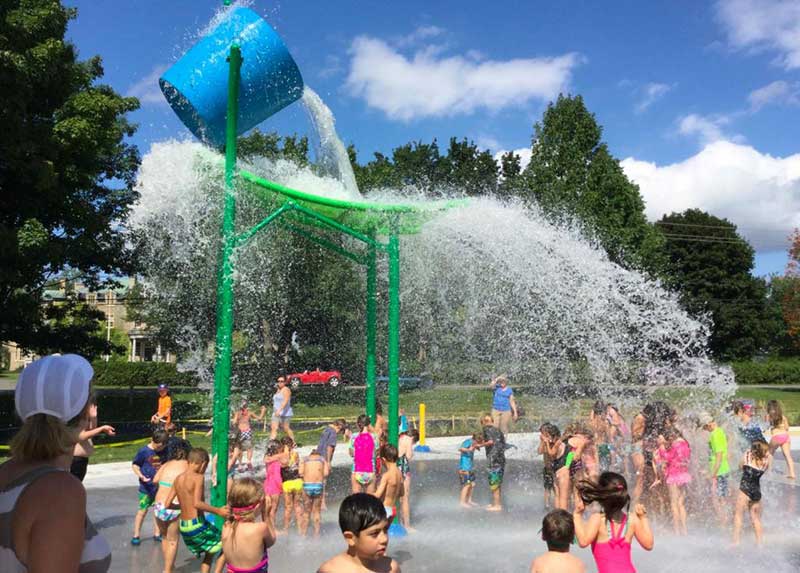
[0,354,112,573]
[490,375,518,435]
[270,376,295,440]
[71,396,116,481]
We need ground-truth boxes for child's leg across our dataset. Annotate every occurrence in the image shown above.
[401,475,411,527]
[678,485,688,535]
[162,519,180,573]
[351,473,361,494]
[133,508,147,539]
[366,476,376,495]
[668,484,680,534]
[750,500,763,545]
[732,492,747,545]
[631,452,645,502]
[491,484,502,509]
[269,495,281,530]
[293,491,304,533]
[283,491,293,531]
[300,492,312,536]
[312,496,322,536]
[555,469,570,510]
[213,553,226,573]
[200,552,213,573]
[780,441,796,478]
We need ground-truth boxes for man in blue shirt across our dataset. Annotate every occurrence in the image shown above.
[490,375,518,435]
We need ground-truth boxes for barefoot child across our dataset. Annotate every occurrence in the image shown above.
[166,448,229,573]
[300,449,330,537]
[481,414,507,511]
[397,428,419,529]
[766,400,795,479]
[733,439,771,546]
[458,432,483,507]
[573,472,653,573]
[221,477,276,573]
[655,428,691,535]
[153,442,190,573]
[699,411,731,525]
[350,414,377,494]
[538,423,558,510]
[374,444,404,525]
[131,429,168,545]
[280,437,304,534]
[530,509,586,573]
[317,493,401,573]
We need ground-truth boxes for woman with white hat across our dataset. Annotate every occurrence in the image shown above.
[0,354,112,573]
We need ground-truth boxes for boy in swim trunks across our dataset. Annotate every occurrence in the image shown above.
[317,493,400,573]
[458,432,483,507]
[374,444,404,525]
[131,429,168,545]
[530,509,586,573]
[397,428,419,530]
[300,449,330,537]
[699,411,731,525]
[165,448,229,573]
[481,414,507,511]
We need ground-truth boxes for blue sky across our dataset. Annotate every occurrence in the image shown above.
[64,0,799,276]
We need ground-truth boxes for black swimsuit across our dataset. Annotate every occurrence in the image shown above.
[740,464,766,502]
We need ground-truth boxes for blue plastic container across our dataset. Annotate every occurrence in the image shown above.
[160,7,303,149]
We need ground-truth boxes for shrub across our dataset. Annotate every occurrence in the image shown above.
[91,359,200,388]
[731,358,800,385]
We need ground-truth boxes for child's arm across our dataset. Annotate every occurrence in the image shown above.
[373,473,387,501]
[164,477,179,507]
[193,477,229,517]
[323,460,330,478]
[537,439,545,455]
[572,500,600,548]
[78,424,116,441]
[298,458,305,477]
[260,505,277,548]
[633,504,654,550]
[131,463,150,483]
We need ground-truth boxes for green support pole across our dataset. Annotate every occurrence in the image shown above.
[366,241,377,424]
[211,44,242,509]
[387,231,400,446]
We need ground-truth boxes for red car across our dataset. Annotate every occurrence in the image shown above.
[287,368,342,388]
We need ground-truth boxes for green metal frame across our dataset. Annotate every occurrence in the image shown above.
[209,44,431,506]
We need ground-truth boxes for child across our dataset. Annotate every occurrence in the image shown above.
[317,493,400,573]
[732,400,766,447]
[573,472,654,573]
[655,428,691,535]
[300,449,330,537]
[699,411,731,525]
[733,440,771,546]
[166,448,228,573]
[233,400,262,472]
[280,436,304,534]
[350,414,377,494]
[222,477,276,573]
[152,442,190,573]
[530,509,586,573]
[262,440,285,531]
[131,429,168,545]
[397,428,419,530]
[538,423,558,509]
[481,414,507,511]
[374,444,404,524]
[151,383,172,426]
[458,432,483,507]
[766,400,795,479]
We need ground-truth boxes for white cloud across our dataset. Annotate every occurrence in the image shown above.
[676,113,738,145]
[346,35,580,121]
[621,140,800,250]
[635,82,673,113]
[748,80,800,110]
[493,147,532,171]
[395,25,445,48]
[126,64,169,105]
[716,0,800,69]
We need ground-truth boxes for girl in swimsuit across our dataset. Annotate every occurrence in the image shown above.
[733,440,771,546]
[654,428,691,535]
[262,440,285,531]
[606,404,630,474]
[629,412,646,502]
[279,437,304,534]
[573,472,654,573]
[766,400,795,479]
[153,444,190,573]
[222,478,276,573]
[551,424,589,510]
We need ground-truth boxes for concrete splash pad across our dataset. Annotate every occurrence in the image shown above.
[86,435,800,573]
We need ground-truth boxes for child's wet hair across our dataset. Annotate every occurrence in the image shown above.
[380,443,398,462]
[188,447,210,466]
[280,436,295,448]
[339,493,387,535]
[767,400,784,428]
[266,439,282,456]
[577,471,630,516]
[592,400,607,416]
[228,477,263,524]
[405,428,420,442]
[542,509,574,551]
[751,439,770,462]
[539,422,560,439]
[357,414,370,430]
[471,431,483,442]
[152,429,169,445]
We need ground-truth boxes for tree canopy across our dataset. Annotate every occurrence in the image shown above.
[0,0,140,357]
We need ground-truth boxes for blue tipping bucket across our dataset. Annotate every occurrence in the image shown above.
[159,7,304,149]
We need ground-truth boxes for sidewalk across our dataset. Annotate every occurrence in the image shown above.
[82,430,800,490]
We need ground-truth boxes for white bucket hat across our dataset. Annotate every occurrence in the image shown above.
[15,354,93,422]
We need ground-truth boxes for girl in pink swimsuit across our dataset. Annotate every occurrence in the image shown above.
[262,440,285,530]
[655,429,691,535]
[766,400,795,479]
[573,472,654,573]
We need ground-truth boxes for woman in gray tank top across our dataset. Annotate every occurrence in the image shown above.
[0,354,111,573]
[270,376,295,440]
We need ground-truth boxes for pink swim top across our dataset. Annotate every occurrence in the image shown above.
[263,460,283,496]
[352,432,376,473]
[660,440,692,485]
[592,513,635,573]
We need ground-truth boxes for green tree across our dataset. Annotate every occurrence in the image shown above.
[0,0,140,357]
[781,228,800,350]
[523,94,664,272]
[659,209,778,359]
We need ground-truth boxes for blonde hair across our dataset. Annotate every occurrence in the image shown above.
[10,414,79,462]
[227,478,264,545]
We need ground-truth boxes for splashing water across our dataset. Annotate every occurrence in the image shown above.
[301,87,360,197]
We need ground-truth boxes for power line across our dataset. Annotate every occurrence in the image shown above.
[660,233,746,244]
[656,221,794,234]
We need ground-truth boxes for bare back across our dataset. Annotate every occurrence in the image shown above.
[531,552,586,573]
[221,521,274,569]
[398,435,413,461]
[300,455,328,483]
[154,459,188,504]
[377,465,403,507]
[173,471,203,520]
